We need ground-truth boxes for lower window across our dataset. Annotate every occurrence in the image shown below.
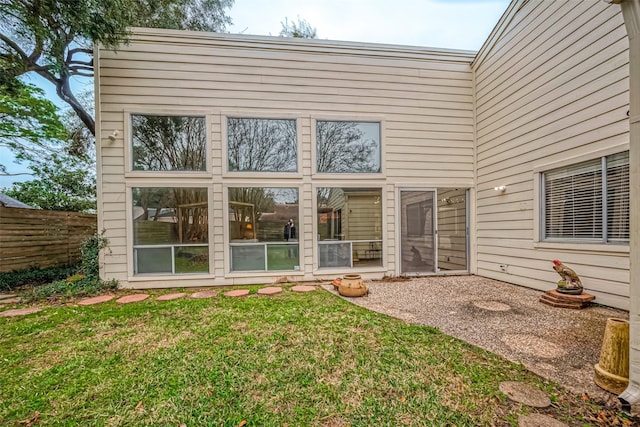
[132,187,209,275]
[228,187,299,272]
[317,187,383,268]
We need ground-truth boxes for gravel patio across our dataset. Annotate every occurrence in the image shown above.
[324,275,631,409]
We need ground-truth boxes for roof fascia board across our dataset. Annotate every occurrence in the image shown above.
[125,27,476,64]
[472,0,525,70]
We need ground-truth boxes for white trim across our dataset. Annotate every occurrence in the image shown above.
[128,27,476,62]
[311,116,387,179]
[534,148,630,245]
[94,43,106,280]
[126,183,213,279]
[124,109,213,177]
[311,183,386,274]
[533,241,629,253]
[395,187,438,277]
[222,183,304,276]
[532,142,629,173]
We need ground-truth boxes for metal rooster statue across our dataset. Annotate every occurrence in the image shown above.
[552,259,583,295]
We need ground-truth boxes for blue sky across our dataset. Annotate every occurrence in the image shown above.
[0,0,510,189]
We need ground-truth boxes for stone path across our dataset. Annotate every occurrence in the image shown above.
[0,285,319,317]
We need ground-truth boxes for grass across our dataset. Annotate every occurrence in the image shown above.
[0,286,631,426]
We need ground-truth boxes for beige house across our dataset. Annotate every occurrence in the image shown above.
[96,0,629,305]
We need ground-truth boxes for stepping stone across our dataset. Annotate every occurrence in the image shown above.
[0,307,42,317]
[0,294,17,300]
[190,290,217,299]
[501,334,566,359]
[518,413,568,427]
[258,287,283,296]
[499,381,551,408]
[224,289,249,297]
[116,294,149,304]
[291,285,316,292]
[157,293,187,301]
[0,297,22,304]
[78,295,114,306]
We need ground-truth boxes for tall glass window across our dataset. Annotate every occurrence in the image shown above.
[228,187,299,272]
[131,115,207,171]
[316,121,381,173]
[317,188,382,268]
[227,118,297,172]
[132,187,208,275]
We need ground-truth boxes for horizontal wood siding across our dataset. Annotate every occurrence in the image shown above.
[97,30,474,287]
[473,0,630,309]
[0,207,97,272]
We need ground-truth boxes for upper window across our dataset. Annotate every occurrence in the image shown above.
[542,151,629,243]
[131,114,206,172]
[227,118,297,172]
[316,121,381,173]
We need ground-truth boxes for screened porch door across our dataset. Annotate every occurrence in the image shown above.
[400,190,436,274]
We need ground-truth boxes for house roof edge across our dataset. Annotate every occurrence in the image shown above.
[472,0,524,70]
[124,27,477,63]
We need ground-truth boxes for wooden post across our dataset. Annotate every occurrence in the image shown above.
[595,318,630,394]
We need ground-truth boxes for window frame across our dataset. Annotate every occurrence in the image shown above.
[311,116,386,180]
[126,184,215,280]
[124,109,212,178]
[222,113,303,178]
[312,183,386,274]
[223,182,304,277]
[537,149,629,246]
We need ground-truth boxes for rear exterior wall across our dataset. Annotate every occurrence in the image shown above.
[473,0,630,309]
[96,29,475,288]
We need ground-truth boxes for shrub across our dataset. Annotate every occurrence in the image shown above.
[20,232,118,302]
[79,232,109,279]
[0,265,77,292]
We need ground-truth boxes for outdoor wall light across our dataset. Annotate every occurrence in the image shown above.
[494,185,507,193]
[107,130,119,142]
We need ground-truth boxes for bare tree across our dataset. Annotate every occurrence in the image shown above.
[316,121,378,173]
[227,118,297,172]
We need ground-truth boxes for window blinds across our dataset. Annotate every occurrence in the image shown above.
[543,152,629,243]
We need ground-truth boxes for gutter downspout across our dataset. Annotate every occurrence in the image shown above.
[605,0,640,414]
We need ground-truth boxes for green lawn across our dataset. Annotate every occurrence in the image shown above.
[0,287,627,426]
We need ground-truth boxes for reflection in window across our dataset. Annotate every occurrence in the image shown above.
[132,187,208,275]
[316,121,381,173]
[227,118,297,172]
[228,187,299,271]
[317,187,382,268]
[132,115,206,171]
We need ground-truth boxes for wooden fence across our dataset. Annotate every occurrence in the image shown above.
[0,207,97,272]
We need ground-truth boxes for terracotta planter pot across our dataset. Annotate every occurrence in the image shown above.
[338,274,367,297]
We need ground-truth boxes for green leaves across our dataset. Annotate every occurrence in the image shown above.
[2,153,96,212]
[0,80,68,162]
[0,0,234,136]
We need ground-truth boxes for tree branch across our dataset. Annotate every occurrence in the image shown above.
[0,33,29,62]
